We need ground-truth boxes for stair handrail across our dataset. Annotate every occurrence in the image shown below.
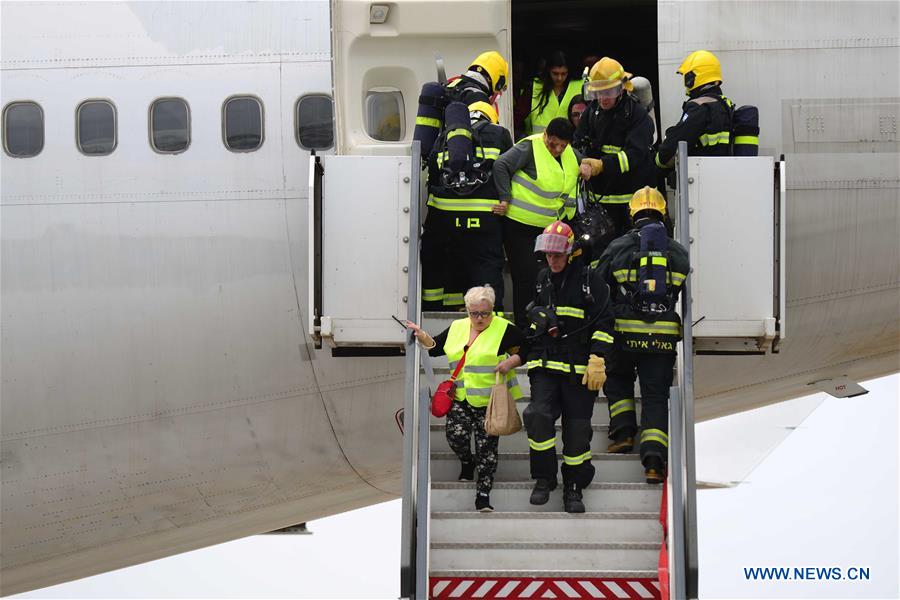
[668,141,700,599]
[400,142,430,599]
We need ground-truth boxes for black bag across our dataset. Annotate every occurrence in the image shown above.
[570,180,616,262]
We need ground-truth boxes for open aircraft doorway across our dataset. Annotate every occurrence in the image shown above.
[510,0,659,141]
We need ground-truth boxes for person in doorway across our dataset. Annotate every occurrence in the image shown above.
[522,221,614,513]
[567,94,587,130]
[492,117,593,330]
[446,50,510,107]
[421,102,514,310]
[594,187,690,483]
[406,285,526,512]
[655,50,752,169]
[574,57,655,239]
[518,51,583,138]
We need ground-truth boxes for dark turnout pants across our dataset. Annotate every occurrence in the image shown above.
[502,218,545,328]
[603,346,676,466]
[421,207,454,310]
[422,208,505,310]
[523,369,596,489]
[449,212,505,308]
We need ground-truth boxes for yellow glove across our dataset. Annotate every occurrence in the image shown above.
[582,354,606,391]
[582,157,604,176]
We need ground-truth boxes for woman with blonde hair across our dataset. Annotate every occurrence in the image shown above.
[407,285,527,512]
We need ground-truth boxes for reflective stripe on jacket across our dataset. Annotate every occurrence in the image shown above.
[595,225,690,354]
[574,94,655,204]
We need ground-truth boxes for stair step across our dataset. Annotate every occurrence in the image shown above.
[429,423,631,455]
[431,452,644,483]
[430,541,659,571]
[431,482,661,513]
[430,511,660,543]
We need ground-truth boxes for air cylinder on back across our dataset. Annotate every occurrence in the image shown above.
[443,101,474,173]
[413,82,445,158]
[732,105,760,156]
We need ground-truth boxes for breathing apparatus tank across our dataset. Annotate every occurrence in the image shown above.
[443,101,474,173]
[413,81,445,158]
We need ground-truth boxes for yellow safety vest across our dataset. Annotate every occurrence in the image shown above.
[526,79,582,135]
[507,134,578,228]
[444,316,522,408]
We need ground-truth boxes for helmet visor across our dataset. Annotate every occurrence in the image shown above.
[584,81,622,101]
[534,232,573,254]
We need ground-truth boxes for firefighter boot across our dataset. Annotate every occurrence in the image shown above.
[458,461,475,481]
[563,482,585,513]
[529,479,557,505]
[644,456,665,484]
[607,429,635,454]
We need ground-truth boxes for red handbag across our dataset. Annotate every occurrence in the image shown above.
[431,331,480,418]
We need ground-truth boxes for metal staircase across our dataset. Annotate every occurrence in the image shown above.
[423,311,663,599]
[398,142,781,599]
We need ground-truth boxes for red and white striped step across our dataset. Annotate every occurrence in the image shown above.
[430,577,661,599]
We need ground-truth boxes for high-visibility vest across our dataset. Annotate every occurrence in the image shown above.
[444,316,522,408]
[526,79,582,135]
[507,134,578,228]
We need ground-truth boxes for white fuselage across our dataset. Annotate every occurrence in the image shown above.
[1,0,897,594]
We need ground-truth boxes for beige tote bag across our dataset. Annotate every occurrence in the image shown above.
[484,371,522,436]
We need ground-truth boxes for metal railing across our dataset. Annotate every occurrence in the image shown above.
[400,142,430,599]
[668,141,700,599]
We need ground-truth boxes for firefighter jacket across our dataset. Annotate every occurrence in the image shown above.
[494,134,581,228]
[595,221,690,354]
[427,120,513,215]
[573,93,655,205]
[433,315,524,408]
[525,254,615,376]
[524,79,583,135]
[655,84,734,168]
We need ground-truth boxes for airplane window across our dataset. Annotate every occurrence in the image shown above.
[296,94,334,150]
[223,96,263,152]
[364,89,404,142]
[77,100,117,156]
[150,98,190,153]
[2,101,44,158]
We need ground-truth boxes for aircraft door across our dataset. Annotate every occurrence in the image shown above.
[310,1,511,350]
[331,0,512,155]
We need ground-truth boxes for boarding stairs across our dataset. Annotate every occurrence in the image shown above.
[308,141,783,599]
[422,312,663,600]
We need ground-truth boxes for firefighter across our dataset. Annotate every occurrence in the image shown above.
[447,51,509,106]
[421,102,513,310]
[574,57,655,239]
[522,221,614,513]
[655,50,738,169]
[493,117,593,328]
[594,187,690,483]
